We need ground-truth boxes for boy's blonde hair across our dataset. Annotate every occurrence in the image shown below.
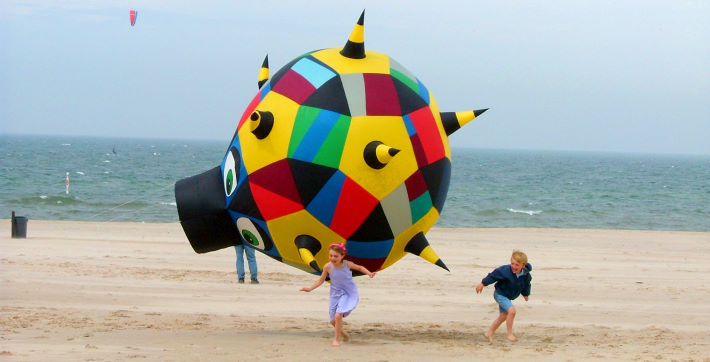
[512,250,528,265]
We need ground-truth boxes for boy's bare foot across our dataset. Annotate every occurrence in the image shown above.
[484,332,494,344]
[507,333,518,342]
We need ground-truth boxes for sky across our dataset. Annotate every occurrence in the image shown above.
[1,1,708,155]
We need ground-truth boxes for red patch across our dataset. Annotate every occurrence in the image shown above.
[249,160,304,220]
[249,183,303,220]
[237,93,261,132]
[329,177,379,238]
[409,133,428,168]
[409,107,445,164]
[364,74,401,116]
[272,70,316,104]
[345,255,384,273]
[405,171,427,201]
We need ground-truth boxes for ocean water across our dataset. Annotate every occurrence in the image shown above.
[1,135,709,231]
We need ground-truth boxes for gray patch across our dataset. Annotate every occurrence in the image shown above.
[381,183,412,236]
[341,73,367,117]
[389,58,417,84]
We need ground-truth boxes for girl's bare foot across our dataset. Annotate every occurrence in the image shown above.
[484,332,494,344]
[332,339,340,347]
[507,333,518,342]
[342,331,350,342]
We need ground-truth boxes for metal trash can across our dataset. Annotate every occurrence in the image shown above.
[11,211,28,238]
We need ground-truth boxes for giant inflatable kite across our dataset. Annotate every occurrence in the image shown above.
[175,11,486,275]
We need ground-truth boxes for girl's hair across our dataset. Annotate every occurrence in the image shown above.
[511,250,528,265]
[329,243,346,255]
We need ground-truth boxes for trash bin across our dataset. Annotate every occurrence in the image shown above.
[11,212,28,238]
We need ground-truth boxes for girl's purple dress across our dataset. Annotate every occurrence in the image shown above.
[328,260,359,321]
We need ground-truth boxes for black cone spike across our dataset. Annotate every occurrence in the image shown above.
[257,55,269,89]
[340,10,366,59]
[474,108,488,117]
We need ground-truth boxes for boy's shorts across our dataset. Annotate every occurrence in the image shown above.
[493,292,514,313]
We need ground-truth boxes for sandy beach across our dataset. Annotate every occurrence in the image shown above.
[1,220,709,361]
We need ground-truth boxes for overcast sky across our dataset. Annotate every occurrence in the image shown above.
[1,1,708,155]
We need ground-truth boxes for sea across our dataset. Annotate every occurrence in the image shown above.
[1,134,709,231]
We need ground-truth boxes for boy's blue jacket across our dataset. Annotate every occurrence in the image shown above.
[481,263,532,300]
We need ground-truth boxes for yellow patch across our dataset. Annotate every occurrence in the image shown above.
[239,92,300,173]
[425,93,452,160]
[338,115,418,200]
[266,210,345,268]
[311,48,390,75]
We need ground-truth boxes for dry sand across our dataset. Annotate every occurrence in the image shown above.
[1,220,709,361]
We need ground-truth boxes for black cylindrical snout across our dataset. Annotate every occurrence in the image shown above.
[175,166,241,253]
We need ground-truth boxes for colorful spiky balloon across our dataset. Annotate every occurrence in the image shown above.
[175,11,487,275]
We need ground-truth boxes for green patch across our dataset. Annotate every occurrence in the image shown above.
[410,191,433,224]
[288,106,321,157]
[313,115,351,168]
[391,68,419,94]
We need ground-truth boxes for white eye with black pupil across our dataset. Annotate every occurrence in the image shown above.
[223,148,239,196]
[236,217,267,250]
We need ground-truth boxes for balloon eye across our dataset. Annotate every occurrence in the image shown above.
[235,217,273,251]
[225,169,234,195]
[241,230,259,247]
[223,147,240,197]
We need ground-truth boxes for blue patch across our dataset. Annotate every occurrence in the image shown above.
[292,57,336,89]
[306,170,346,226]
[259,82,271,99]
[403,114,417,137]
[345,239,394,259]
[292,109,341,162]
[416,79,429,104]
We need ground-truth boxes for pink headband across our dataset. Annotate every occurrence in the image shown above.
[330,243,346,253]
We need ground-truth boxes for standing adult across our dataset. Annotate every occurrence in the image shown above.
[234,244,258,284]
